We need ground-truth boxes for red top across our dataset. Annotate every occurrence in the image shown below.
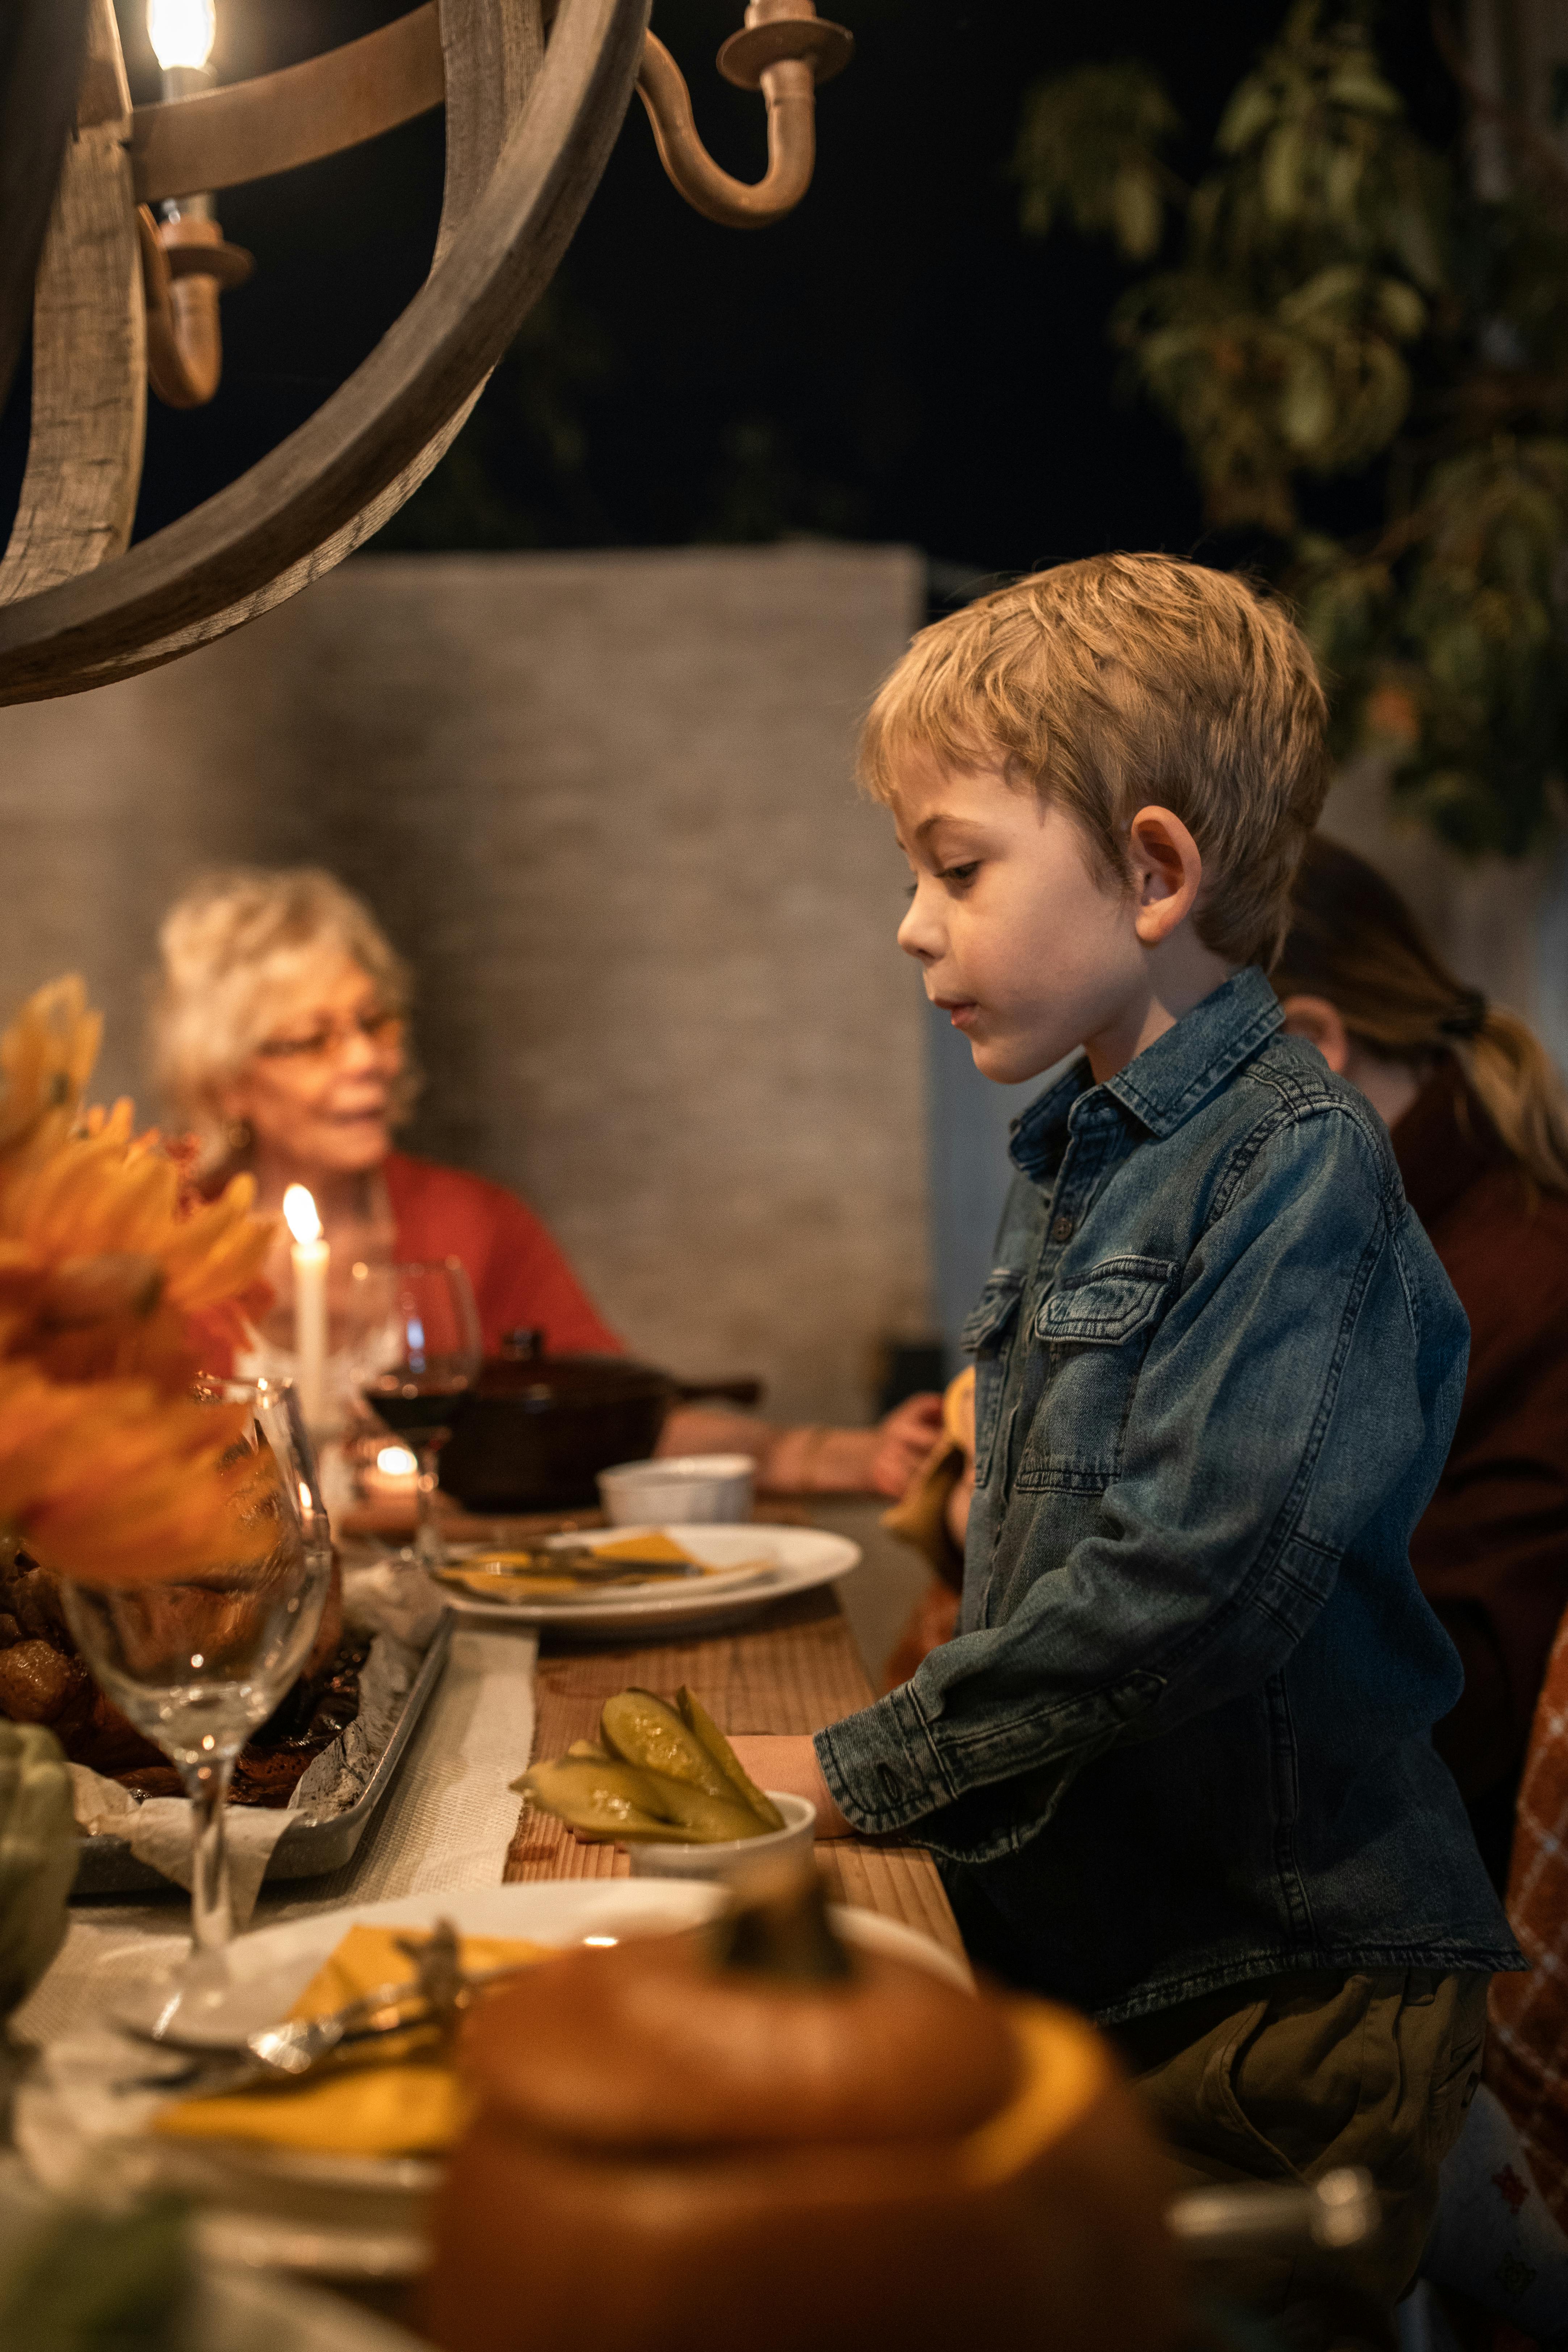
[383,1150,623,1358]
[1393,1064,1568,1881]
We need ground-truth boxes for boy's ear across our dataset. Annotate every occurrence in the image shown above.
[1278,993,1353,1076]
[1127,806,1202,947]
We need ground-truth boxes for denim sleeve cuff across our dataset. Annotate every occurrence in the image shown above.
[813,1681,957,1836]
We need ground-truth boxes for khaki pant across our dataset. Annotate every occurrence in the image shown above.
[1117,1970,1489,2351]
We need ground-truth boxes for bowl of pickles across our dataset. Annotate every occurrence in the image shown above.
[514,1686,816,1882]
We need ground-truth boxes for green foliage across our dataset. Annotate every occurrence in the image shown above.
[1015,64,1181,260]
[1016,0,1568,856]
[0,2196,192,2352]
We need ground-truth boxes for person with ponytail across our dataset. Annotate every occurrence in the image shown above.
[1275,834,1568,1890]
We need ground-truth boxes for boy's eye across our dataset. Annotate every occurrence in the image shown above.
[939,862,980,888]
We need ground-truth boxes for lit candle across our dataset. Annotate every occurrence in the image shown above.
[282,1184,329,1434]
[147,0,217,222]
[360,1442,420,1510]
[147,0,217,95]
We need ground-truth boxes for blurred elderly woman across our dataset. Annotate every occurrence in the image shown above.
[153,866,938,1495]
[155,867,617,1356]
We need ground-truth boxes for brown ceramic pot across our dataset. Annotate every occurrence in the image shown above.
[424,1920,1185,2352]
[436,1332,762,1514]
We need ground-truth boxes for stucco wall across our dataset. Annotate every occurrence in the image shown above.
[0,543,932,1424]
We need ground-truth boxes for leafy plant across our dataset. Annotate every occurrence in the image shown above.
[1015,0,1568,855]
[0,2195,192,2352]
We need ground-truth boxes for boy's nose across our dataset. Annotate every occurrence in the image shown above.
[897,892,941,963]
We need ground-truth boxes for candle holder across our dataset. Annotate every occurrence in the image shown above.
[137,207,252,409]
[139,0,253,408]
[636,0,854,230]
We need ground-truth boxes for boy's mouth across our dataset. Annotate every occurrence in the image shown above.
[934,997,980,1032]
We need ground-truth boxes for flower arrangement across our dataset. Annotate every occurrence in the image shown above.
[0,978,274,1583]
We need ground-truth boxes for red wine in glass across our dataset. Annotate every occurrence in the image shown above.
[357,1260,482,1566]
[361,1373,473,1440]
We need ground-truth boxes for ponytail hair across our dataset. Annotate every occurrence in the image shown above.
[1275,835,1568,1196]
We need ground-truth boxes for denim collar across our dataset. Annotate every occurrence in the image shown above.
[1009,967,1282,1179]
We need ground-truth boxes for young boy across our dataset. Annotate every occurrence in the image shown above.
[733,554,1518,2338]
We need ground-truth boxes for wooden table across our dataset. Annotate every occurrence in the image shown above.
[504,1586,964,1961]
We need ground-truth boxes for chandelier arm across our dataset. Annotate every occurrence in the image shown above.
[129,4,446,208]
[635,32,817,229]
[137,207,254,411]
[0,0,651,701]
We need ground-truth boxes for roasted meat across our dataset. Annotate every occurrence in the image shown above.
[0,1547,363,1807]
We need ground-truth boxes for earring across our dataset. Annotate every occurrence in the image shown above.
[226,1118,252,1154]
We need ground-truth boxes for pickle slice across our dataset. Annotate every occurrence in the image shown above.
[599,1689,734,1803]
[514,1757,695,1843]
[516,1753,764,1844]
[675,1686,785,1830]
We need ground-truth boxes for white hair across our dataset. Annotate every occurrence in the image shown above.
[151,867,417,1169]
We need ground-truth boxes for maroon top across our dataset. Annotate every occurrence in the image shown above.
[1395,1061,1568,1870]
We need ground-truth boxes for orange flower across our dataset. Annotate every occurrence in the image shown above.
[0,977,282,1586]
[0,1364,259,1585]
[0,987,274,1395]
[0,975,101,1165]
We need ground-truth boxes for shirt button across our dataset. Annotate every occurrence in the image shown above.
[1052,1214,1074,1243]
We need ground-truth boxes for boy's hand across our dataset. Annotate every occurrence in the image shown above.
[728,1735,853,1838]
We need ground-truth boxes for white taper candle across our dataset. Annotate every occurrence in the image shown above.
[282,1183,329,1434]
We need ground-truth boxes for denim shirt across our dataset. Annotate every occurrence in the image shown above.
[816,969,1519,2023]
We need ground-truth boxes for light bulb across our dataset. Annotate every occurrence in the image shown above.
[282,1183,322,1245]
[147,0,216,73]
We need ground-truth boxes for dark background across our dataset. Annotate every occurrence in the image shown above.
[1,1,1460,581]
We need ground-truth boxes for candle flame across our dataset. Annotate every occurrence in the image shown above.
[147,0,216,71]
[282,1184,322,1245]
[376,1444,418,1477]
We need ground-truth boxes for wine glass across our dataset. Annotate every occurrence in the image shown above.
[356,1258,482,1568]
[58,1377,332,2032]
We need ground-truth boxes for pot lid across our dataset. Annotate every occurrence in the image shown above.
[474,1329,673,1406]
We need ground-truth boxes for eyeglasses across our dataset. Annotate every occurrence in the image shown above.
[255,1009,403,1062]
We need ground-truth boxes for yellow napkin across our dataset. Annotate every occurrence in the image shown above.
[591,1531,698,1565]
[437,1529,767,1602]
[151,1923,550,2158]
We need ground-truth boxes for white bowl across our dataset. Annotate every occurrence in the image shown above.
[627,1789,816,1879]
[596,1452,756,1525]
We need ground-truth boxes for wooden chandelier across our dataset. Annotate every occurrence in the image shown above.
[0,0,852,707]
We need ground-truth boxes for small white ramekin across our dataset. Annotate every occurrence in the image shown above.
[626,1790,816,1879]
[596,1452,756,1525]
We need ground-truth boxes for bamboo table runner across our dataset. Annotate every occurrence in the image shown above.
[503,1587,964,1960]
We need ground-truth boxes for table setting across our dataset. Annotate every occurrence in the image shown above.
[0,973,987,2348]
[0,970,1385,2352]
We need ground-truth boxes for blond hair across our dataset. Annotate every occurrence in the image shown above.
[1275,835,1568,1195]
[152,867,416,1170]
[859,554,1330,967]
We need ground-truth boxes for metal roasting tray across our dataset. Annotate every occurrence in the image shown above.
[70,1610,453,1898]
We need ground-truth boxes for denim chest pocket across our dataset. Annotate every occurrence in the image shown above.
[960,1270,1024,1484]
[1016,1255,1176,1493]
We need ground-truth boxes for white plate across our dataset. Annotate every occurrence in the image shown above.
[161,1879,732,2049]
[129,1879,968,2277]
[439,1522,861,1635]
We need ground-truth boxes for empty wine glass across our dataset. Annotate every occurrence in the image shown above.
[59,1376,331,2033]
[356,1258,482,1568]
